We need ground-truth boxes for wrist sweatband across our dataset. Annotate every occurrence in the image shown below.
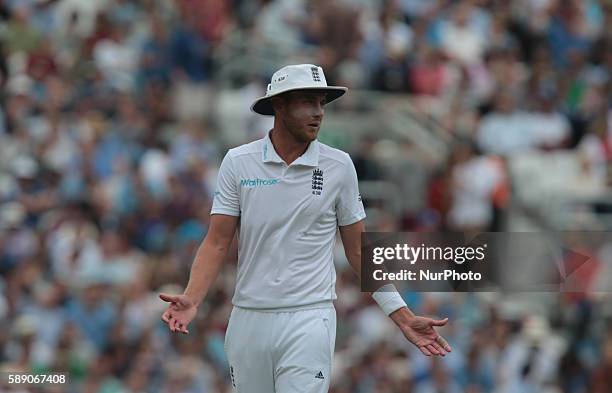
[371,284,407,315]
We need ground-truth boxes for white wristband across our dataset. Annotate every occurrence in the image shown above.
[371,284,407,315]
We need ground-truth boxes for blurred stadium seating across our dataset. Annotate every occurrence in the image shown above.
[0,0,611,392]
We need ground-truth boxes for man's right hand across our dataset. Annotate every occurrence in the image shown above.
[159,293,198,334]
[159,215,238,334]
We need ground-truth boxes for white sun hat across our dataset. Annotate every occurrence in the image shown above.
[251,64,348,116]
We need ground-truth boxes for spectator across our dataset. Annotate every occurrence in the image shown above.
[447,140,506,232]
[476,91,538,155]
[3,6,41,54]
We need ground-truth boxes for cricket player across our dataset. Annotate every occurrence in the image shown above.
[160,64,451,392]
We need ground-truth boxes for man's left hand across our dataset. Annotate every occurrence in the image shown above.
[390,308,452,357]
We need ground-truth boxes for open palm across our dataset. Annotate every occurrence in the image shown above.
[400,316,451,357]
[159,293,198,334]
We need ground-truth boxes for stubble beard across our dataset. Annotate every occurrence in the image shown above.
[283,115,317,143]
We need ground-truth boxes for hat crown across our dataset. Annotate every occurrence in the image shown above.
[266,64,328,96]
[251,63,347,115]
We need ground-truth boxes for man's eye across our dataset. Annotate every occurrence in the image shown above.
[302,97,325,105]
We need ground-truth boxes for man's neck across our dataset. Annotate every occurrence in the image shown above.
[269,128,310,165]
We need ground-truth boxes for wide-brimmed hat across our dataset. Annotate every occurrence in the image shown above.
[251,64,347,116]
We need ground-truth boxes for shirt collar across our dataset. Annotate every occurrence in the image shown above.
[262,131,284,164]
[262,131,320,167]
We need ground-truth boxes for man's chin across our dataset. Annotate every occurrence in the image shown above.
[290,127,318,143]
[304,128,319,140]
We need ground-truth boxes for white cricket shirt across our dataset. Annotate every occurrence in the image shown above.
[211,131,366,309]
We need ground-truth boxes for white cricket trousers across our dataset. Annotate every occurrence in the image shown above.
[224,301,336,393]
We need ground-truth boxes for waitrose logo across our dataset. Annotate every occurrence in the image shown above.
[240,178,280,187]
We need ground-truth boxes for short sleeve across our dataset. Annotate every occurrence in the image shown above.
[211,152,240,216]
[336,154,366,226]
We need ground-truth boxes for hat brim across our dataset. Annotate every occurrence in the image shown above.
[251,86,348,116]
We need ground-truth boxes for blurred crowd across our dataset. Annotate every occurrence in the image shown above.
[0,0,611,392]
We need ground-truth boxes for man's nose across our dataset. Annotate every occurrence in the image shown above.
[313,103,324,118]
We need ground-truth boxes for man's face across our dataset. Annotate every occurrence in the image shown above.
[274,90,327,143]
